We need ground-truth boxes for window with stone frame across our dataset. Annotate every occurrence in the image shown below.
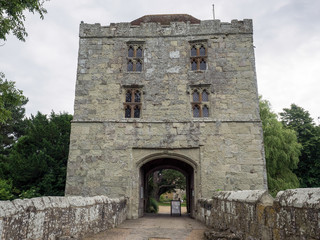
[127,42,144,72]
[124,88,142,118]
[190,41,207,71]
[191,88,210,118]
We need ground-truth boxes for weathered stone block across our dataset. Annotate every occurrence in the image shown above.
[0,196,127,240]
[197,189,320,240]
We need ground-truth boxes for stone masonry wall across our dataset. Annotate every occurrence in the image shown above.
[0,196,127,240]
[66,17,267,218]
[196,188,320,240]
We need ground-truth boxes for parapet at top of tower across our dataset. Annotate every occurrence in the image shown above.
[131,14,201,25]
[79,15,253,38]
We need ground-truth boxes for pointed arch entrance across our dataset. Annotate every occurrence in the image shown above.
[137,154,197,218]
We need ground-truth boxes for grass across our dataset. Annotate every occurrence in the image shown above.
[158,200,187,207]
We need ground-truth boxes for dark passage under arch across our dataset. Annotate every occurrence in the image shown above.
[139,158,195,217]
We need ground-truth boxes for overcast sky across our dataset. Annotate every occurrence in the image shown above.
[1,0,319,123]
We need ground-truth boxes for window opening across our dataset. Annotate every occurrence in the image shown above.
[203,105,209,117]
[128,46,134,57]
[191,87,210,118]
[126,91,132,102]
[189,42,207,71]
[127,60,133,71]
[134,105,140,118]
[193,91,200,102]
[136,61,142,72]
[191,60,197,71]
[123,88,142,118]
[136,47,143,58]
[199,46,206,56]
[202,90,208,102]
[127,43,144,72]
[200,59,206,70]
[191,46,197,56]
[193,105,200,118]
[125,105,131,118]
[135,91,141,102]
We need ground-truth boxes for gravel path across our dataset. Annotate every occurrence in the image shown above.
[158,205,187,214]
[83,209,207,240]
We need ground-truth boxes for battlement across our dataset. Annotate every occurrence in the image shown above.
[79,18,253,38]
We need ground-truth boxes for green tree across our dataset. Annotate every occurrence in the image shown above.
[259,98,301,196]
[0,74,28,188]
[148,169,186,201]
[5,112,72,198]
[0,73,28,151]
[280,104,320,187]
[0,178,14,200]
[0,0,48,41]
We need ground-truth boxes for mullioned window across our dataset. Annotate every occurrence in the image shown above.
[190,41,207,71]
[124,89,142,118]
[191,88,209,117]
[127,42,144,72]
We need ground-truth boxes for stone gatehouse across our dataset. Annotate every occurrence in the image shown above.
[65,14,267,219]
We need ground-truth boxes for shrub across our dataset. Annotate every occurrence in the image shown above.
[146,197,159,213]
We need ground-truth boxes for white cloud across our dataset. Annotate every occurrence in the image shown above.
[0,0,319,122]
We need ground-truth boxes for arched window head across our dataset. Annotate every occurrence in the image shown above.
[202,90,208,102]
[136,47,143,58]
[200,59,206,70]
[127,60,133,71]
[125,105,131,118]
[126,91,132,102]
[193,105,200,118]
[134,90,141,102]
[134,105,140,118]
[199,45,206,56]
[128,46,134,57]
[191,46,197,56]
[136,60,142,72]
[193,91,200,102]
[203,105,209,117]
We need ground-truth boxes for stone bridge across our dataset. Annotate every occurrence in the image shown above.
[0,188,319,239]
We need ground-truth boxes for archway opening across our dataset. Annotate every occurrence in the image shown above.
[146,169,187,214]
[139,158,195,217]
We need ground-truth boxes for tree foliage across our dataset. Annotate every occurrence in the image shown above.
[0,112,72,199]
[148,169,186,201]
[0,73,28,152]
[280,104,320,187]
[259,98,301,196]
[0,0,48,41]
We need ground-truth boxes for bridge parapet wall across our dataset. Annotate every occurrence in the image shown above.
[196,188,320,239]
[0,196,127,240]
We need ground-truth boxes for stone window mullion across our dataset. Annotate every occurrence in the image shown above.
[133,46,137,58]
[133,60,136,72]
[131,105,134,118]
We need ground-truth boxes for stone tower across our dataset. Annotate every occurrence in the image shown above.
[65,14,267,219]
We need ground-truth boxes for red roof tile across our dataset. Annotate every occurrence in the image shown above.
[131,14,201,25]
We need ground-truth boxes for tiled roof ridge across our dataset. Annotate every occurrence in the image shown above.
[131,14,201,25]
